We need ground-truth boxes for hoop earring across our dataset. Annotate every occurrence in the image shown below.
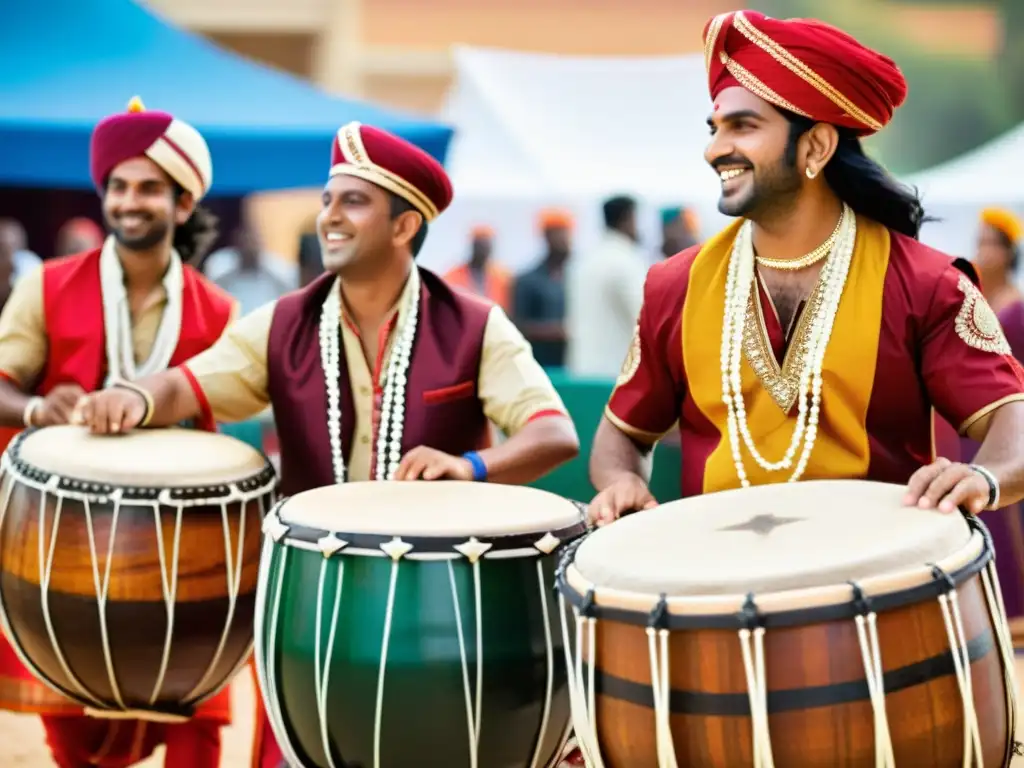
[805,167,817,180]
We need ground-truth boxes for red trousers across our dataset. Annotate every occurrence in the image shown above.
[42,715,223,768]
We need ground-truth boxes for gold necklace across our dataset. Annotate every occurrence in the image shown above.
[755,215,844,271]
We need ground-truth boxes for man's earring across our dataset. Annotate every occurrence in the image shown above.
[805,167,818,180]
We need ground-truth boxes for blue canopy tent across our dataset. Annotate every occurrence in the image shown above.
[0,0,453,196]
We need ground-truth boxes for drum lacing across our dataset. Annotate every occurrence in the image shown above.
[558,588,606,768]
[847,582,894,768]
[976,547,1022,765]
[738,594,774,768]
[931,564,983,768]
[645,595,678,768]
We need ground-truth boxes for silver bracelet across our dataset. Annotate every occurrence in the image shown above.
[22,396,42,427]
[969,464,1000,511]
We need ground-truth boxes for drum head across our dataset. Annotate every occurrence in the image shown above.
[279,481,583,537]
[573,480,972,596]
[14,425,270,487]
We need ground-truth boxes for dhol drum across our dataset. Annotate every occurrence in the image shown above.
[255,480,589,768]
[0,425,276,720]
[555,479,1020,768]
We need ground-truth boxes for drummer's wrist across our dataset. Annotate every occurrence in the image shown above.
[461,451,488,482]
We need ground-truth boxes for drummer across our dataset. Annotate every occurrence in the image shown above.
[0,98,237,767]
[588,11,1024,525]
[73,121,581,768]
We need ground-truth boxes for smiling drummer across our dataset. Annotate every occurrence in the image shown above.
[587,10,1024,525]
[73,121,580,768]
[0,99,237,768]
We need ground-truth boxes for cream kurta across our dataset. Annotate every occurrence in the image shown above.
[185,273,568,481]
[0,266,230,386]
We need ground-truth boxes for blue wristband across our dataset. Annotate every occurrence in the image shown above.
[462,451,488,482]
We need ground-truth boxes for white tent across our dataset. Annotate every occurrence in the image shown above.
[418,46,731,274]
[904,124,1024,259]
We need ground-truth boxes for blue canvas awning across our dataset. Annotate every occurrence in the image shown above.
[0,0,453,195]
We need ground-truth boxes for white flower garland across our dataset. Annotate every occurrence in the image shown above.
[721,204,856,486]
[318,273,420,484]
[99,235,183,386]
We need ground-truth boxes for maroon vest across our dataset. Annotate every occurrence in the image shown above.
[267,268,493,496]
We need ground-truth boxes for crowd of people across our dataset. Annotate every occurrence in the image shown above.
[3,6,1024,767]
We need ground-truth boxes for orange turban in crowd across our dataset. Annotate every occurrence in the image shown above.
[538,209,574,232]
[981,208,1023,245]
[90,96,213,200]
[703,11,908,136]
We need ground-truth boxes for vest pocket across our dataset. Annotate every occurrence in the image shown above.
[422,379,476,404]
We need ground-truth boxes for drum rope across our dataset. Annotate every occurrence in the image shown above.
[373,561,402,768]
[980,562,1020,758]
[37,489,105,707]
[558,598,604,768]
[645,627,679,768]
[314,557,344,768]
[85,496,128,709]
[848,584,894,768]
[934,566,983,768]
[147,500,182,706]
[447,561,480,768]
[529,559,555,768]
[738,626,774,768]
[256,542,306,768]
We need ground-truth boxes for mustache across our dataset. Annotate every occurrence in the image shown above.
[711,156,753,171]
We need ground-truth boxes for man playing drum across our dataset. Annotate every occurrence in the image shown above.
[588,11,1024,526]
[0,98,237,766]
[73,121,581,767]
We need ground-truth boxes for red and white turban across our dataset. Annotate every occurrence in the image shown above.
[329,122,453,222]
[703,11,908,137]
[89,96,213,200]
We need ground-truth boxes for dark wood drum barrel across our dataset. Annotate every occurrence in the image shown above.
[0,425,277,721]
[556,480,1020,767]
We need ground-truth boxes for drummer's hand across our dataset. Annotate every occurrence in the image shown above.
[904,457,991,515]
[70,389,146,434]
[588,473,658,527]
[394,446,474,482]
[33,384,86,426]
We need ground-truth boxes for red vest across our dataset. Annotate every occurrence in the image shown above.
[0,248,235,453]
[266,267,493,496]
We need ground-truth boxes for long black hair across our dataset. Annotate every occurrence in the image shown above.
[782,112,930,239]
[172,190,219,265]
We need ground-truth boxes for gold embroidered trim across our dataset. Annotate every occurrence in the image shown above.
[742,275,824,412]
[331,122,440,221]
[616,322,642,387]
[954,274,1011,355]
[603,406,666,444]
[732,11,883,132]
[720,54,811,119]
[704,13,728,73]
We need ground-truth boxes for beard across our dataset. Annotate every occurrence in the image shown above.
[106,214,170,252]
[717,155,802,220]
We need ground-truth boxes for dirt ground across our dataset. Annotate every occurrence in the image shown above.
[2,658,1024,766]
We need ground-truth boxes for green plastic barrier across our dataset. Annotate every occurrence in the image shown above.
[220,371,682,506]
[526,369,681,504]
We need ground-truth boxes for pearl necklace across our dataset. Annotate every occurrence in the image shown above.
[721,204,856,486]
[318,273,420,484]
[754,214,843,271]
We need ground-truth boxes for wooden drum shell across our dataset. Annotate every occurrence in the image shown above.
[558,522,1016,768]
[0,452,275,718]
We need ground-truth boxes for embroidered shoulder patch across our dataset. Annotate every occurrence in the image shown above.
[955,274,1011,355]
[616,322,642,387]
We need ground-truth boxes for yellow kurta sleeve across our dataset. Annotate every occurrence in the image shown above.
[181,301,275,423]
[478,305,568,435]
[0,266,47,387]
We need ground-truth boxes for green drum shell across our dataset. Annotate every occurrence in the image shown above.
[256,531,579,768]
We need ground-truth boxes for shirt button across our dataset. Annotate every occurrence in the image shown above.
[359,386,371,396]
[360,434,370,445]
